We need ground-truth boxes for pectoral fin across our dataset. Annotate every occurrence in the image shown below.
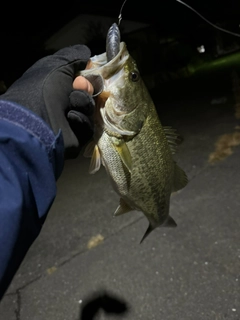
[84,140,95,158]
[89,144,101,174]
[172,163,188,192]
[84,140,102,174]
[114,198,133,216]
[111,137,132,173]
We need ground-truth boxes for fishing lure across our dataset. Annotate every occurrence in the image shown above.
[106,0,129,62]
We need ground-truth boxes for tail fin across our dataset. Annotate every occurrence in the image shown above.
[161,215,177,228]
[140,224,154,244]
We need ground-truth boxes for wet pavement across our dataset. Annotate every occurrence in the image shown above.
[0,61,240,320]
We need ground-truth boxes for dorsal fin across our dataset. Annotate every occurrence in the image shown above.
[163,126,179,154]
[172,162,188,192]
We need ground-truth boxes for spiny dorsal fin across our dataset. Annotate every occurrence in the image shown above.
[163,126,179,154]
[172,163,188,192]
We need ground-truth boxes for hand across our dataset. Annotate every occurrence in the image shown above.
[1,45,103,158]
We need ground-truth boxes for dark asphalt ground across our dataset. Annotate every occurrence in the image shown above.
[0,56,240,320]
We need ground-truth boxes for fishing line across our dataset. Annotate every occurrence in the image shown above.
[176,0,240,38]
[118,0,128,26]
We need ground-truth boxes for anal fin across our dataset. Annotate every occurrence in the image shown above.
[114,198,133,216]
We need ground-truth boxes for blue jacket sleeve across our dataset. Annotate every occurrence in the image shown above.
[0,100,64,299]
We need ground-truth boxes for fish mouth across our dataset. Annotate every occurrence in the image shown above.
[81,42,129,81]
[81,23,126,80]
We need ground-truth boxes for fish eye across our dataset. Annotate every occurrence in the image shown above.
[129,71,139,82]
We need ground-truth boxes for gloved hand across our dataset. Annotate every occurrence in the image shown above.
[1,45,103,158]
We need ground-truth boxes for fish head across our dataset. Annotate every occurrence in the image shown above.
[81,42,149,134]
[104,43,143,114]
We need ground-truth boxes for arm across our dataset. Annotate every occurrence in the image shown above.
[0,45,103,299]
[0,100,64,299]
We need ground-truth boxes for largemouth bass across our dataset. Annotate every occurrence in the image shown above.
[81,23,188,242]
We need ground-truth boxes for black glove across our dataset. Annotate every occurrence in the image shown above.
[1,45,103,158]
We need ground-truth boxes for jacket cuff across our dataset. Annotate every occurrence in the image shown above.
[0,100,64,179]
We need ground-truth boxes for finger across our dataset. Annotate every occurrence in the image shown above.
[73,76,94,95]
[67,110,92,127]
[69,90,95,116]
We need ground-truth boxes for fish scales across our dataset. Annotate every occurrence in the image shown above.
[81,30,188,242]
[124,110,174,215]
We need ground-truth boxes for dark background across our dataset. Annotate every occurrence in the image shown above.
[0,3,240,318]
[1,0,240,88]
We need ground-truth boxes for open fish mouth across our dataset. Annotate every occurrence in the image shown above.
[81,23,126,80]
[81,42,129,86]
